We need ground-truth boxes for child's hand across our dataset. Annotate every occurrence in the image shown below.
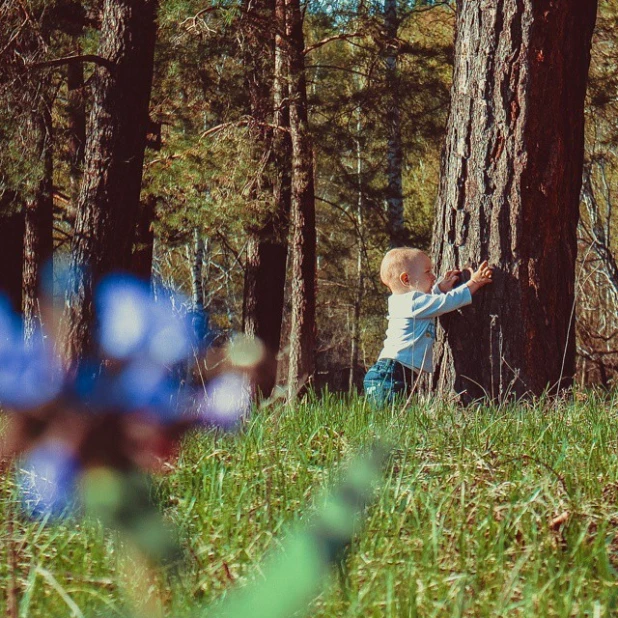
[467,261,493,294]
[438,269,461,293]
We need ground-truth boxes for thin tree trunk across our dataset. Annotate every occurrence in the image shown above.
[242,0,290,398]
[581,170,618,302]
[349,114,365,393]
[384,0,405,247]
[0,192,25,314]
[64,0,159,366]
[187,227,208,342]
[432,0,598,401]
[23,101,54,341]
[286,0,316,397]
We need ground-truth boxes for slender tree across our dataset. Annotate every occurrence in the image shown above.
[384,0,405,246]
[242,0,291,397]
[349,111,366,393]
[188,227,208,341]
[0,3,58,331]
[64,0,159,365]
[286,0,316,396]
[23,98,54,341]
[432,0,598,400]
[0,193,25,313]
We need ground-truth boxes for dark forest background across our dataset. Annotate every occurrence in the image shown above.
[1,0,616,398]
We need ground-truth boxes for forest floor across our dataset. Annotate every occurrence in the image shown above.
[3,391,618,617]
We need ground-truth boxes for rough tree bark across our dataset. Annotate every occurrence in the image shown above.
[432,0,598,401]
[64,0,158,366]
[286,0,316,396]
[242,0,291,398]
[384,0,405,247]
[23,100,54,341]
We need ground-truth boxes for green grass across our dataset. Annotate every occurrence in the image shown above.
[3,391,618,616]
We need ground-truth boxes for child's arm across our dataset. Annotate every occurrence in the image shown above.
[408,286,472,318]
[407,262,493,319]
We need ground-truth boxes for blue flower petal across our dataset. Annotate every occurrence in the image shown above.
[18,442,79,518]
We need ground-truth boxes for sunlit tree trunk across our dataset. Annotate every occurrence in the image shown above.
[64,0,158,366]
[187,227,208,342]
[23,101,54,341]
[286,0,316,397]
[432,0,598,401]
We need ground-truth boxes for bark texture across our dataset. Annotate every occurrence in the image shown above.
[286,0,316,396]
[242,0,290,397]
[432,0,598,400]
[64,0,158,365]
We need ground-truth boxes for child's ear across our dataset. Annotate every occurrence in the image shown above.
[400,272,409,286]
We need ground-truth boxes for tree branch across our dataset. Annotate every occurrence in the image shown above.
[28,54,115,72]
[304,32,364,55]
[200,118,289,140]
[305,64,373,78]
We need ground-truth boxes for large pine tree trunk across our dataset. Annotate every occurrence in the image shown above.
[432,0,598,401]
[242,0,291,398]
[384,0,405,246]
[286,0,316,396]
[64,0,158,365]
[23,102,54,341]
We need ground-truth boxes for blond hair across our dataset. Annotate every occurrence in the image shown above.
[380,247,424,289]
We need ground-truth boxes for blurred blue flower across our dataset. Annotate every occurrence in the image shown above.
[17,441,79,518]
[197,372,251,429]
[116,359,181,422]
[0,296,62,409]
[96,275,194,366]
[1,272,257,526]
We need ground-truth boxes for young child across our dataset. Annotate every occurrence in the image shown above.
[364,247,493,406]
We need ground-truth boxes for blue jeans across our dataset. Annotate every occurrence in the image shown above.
[363,359,417,408]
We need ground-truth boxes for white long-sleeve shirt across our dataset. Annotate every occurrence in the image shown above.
[378,285,472,373]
